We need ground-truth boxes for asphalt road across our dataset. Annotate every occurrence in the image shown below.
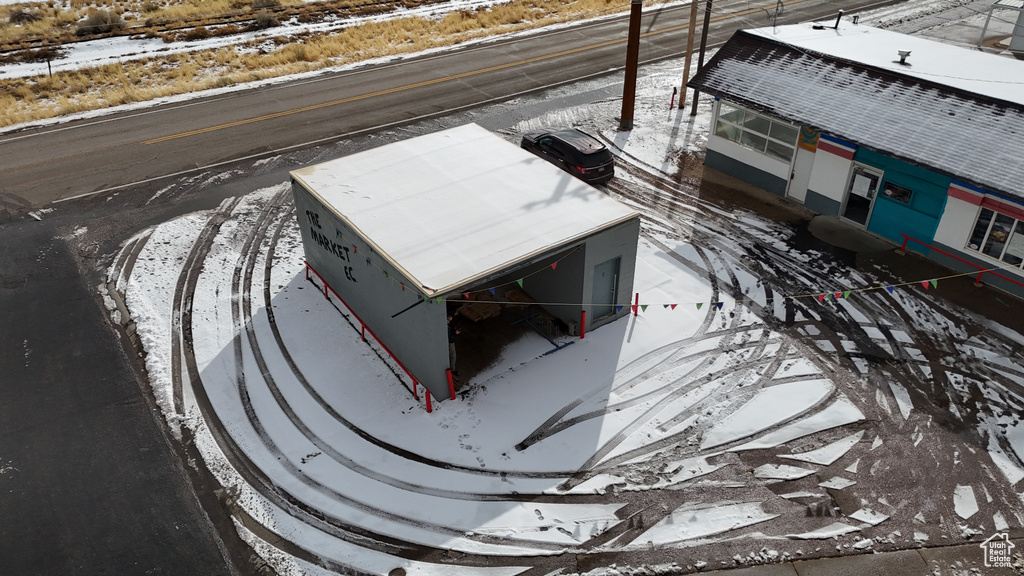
[0,211,242,575]
[0,0,899,214]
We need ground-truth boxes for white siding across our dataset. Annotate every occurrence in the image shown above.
[807,150,852,202]
[706,134,791,181]
[934,195,980,249]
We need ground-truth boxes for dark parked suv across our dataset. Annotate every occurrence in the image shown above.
[521,128,615,185]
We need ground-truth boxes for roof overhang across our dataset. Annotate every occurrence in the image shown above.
[689,23,1024,204]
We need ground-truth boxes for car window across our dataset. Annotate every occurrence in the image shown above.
[579,148,613,167]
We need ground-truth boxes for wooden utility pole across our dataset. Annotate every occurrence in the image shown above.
[619,0,643,130]
[678,0,699,109]
[690,0,713,115]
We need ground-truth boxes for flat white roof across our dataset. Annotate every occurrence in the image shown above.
[291,123,638,296]
[749,22,1024,106]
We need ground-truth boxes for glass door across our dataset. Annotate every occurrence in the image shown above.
[842,166,882,226]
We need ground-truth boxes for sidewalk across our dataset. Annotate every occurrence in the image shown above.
[704,537,1024,575]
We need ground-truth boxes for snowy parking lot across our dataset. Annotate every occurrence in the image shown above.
[91,0,1024,573]
[104,51,1024,575]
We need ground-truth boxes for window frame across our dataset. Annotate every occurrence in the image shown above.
[713,101,799,163]
[965,206,1024,270]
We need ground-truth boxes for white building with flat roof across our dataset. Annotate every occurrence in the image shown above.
[291,123,640,402]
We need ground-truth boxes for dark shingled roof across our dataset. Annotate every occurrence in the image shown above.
[689,29,1024,204]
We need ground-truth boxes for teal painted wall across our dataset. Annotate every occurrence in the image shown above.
[854,148,949,251]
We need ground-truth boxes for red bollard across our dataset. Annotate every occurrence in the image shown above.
[426,389,432,413]
[447,369,456,400]
[580,310,586,339]
[634,293,639,316]
[412,380,418,400]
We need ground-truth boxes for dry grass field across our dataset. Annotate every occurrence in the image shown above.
[0,0,646,127]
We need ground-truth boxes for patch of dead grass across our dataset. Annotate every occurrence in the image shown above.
[1,0,658,127]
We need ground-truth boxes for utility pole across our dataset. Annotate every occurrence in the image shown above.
[678,0,699,109]
[690,0,713,116]
[619,0,643,130]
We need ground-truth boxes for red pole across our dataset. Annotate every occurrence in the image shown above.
[899,235,909,254]
[426,389,432,413]
[447,369,456,400]
[324,280,329,299]
[413,380,418,400]
[580,310,586,339]
[975,271,985,286]
[361,323,366,342]
[634,293,639,316]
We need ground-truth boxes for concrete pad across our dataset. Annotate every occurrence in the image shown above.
[791,549,928,576]
[919,541,1021,575]
[705,563,799,576]
[808,215,893,253]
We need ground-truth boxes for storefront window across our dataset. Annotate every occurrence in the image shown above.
[966,207,1024,269]
[713,101,798,163]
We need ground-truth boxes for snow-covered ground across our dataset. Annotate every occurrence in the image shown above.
[89,0,1024,574]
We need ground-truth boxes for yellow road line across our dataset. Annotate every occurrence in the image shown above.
[142,0,808,145]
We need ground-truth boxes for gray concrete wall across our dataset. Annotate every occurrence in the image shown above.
[705,149,788,197]
[804,189,842,216]
[292,182,451,400]
[582,217,641,331]
[521,245,586,329]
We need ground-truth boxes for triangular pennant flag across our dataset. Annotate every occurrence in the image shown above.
[516,279,523,288]
[401,284,405,291]
[365,258,370,266]
[631,305,638,314]
[641,305,648,312]
[463,292,470,299]
[616,305,623,312]
[489,288,496,295]
[834,292,841,300]
[352,245,357,253]
[843,291,851,299]
[383,271,388,278]
[696,303,703,310]
[417,295,423,302]
[921,280,929,289]
[670,304,677,310]
[818,294,826,302]
[551,262,557,270]
[716,302,724,310]
[930,279,938,288]
[886,286,894,294]
[436,297,443,303]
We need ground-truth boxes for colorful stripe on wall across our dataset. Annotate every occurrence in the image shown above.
[798,127,820,152]
[816,133,856,159]
[948,180,1024,220]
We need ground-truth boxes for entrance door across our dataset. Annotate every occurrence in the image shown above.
[787,146,815,203]
[592,257,620,319]
[842,165,882,226]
